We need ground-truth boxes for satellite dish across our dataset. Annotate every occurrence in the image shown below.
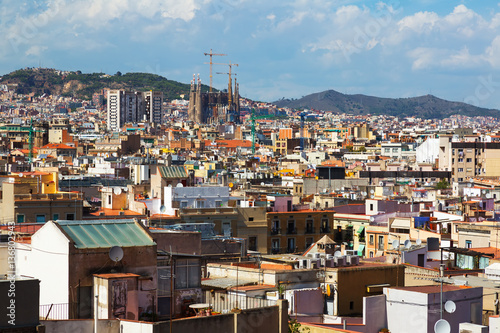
[160,205,166,213]
[370,189,374,194]
[392,239,400,250]
[362,192,367,196]
[444,300,456,314]
[261,182,265,186]
[416,239,422,246]
[113,187,122,195]
[434,319,450,333]
[19,173,23,178]
[334,251,342,257]
[168,184,172,188]
[176,183,184,187]
[109,246,124,262]
[468,183,472,188]
[404,240,411,249]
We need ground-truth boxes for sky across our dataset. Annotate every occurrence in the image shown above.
[1,1,500,110]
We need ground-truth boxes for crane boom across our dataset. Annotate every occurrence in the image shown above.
[203,49,227,93]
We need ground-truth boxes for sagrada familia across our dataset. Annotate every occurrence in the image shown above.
[188,74,240,124]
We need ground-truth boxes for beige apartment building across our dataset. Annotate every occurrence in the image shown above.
[450,142,500,182]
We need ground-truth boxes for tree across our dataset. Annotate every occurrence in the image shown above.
[116,71,122,76]
[435,178,450,189]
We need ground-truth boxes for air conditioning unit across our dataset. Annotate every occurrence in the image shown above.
[326,259,335,268]
[335,256,345,267]
[349,256,360,265]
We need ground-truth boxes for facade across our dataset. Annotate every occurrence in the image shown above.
[384,285,483,333]
[0,172,83,223]
[143,90,163,124]
[267,210,335,254]
[15,219,157,320]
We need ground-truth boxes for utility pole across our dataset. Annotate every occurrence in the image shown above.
[203,49,227,94]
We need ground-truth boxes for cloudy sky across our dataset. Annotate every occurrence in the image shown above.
[2,0,500,109]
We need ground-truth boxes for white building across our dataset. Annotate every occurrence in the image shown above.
[163,185,230,215]
[416,138,440,164]
[384,285,483,333]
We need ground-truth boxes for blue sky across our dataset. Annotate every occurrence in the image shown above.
[1,1,500,109]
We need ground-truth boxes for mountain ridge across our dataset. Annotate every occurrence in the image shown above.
[273,89,500,119]
[0,68,212,101]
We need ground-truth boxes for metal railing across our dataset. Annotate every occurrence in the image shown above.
[204,291,276,313]
[39,303,76,320]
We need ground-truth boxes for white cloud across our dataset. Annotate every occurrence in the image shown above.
[25,45,47,56]
[398,11,438,33]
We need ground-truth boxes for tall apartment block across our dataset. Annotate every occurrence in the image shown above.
[143,90,163,124]
[107,90,163,131]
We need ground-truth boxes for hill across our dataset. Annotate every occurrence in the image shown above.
[273,90,500,119]
[0,68,212,100]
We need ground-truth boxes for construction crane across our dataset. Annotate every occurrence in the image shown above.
[300,112,305,151]
[213,62,238,105]
[249,109,275,155]
[203,49,227,94]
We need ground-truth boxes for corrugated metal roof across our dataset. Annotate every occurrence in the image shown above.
[159,166,188,179]
[57,219,156,249]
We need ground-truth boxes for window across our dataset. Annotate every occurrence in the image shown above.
[458,158,463,163]
[157,266,172,296]
[369,235,374,245]
[180,201,188,208]
[287,200,292,211]
[305,237,314,249]
[458,168,463,172]
[466,158,472,163]
[17,214,25,223]
[287,238,296,253]
[108,195,111,205]
[66,213,75,220]
[370,204,374,211]
[248,217,254,222]
[175,259,200,289]
[53,213,59,221]
[36,215,45,223]
[349,301,354,310]
[215,200,222,207]
[249,237,257,251]
[465,240,472,249]
[378,235,384,250]
[195,200,205,208]
[272,239,280,253]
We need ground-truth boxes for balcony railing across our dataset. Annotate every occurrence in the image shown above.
[320,227,330,233]
[15,192,82,201]
[305,227,315,234]
[271,228,281,235]
[287,228,297,235]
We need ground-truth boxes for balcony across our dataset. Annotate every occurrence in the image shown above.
[287,227,297,235]
[305,227,315,234]
[271,228,281,235]
[320,227,330,233]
